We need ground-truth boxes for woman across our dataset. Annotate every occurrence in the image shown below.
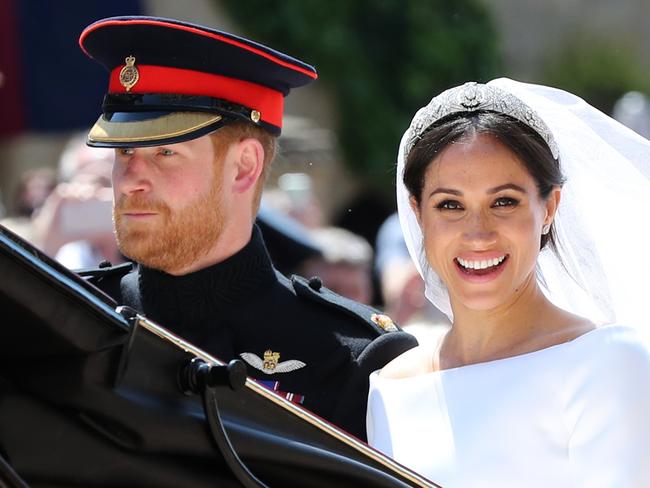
[367,79,650,487]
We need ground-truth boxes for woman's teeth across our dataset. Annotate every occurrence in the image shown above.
[456,255,506,270]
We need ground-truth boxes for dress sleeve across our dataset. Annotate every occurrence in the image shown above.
[366,371,394,457]
[566,328,650,487]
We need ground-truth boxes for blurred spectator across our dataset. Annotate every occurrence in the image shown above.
[276,172,324,228]
[298,226,374,304]
[612,91,650,138]
[32,132,123,269]
[256,202,323,276]
[375,212,450,344]
[0,167,56,241]
[259,175,327,276]
[12,167,57,218]
[375,213,410,280]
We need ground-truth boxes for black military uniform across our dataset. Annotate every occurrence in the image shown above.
[86,226,416,439]
[78,17,417,440]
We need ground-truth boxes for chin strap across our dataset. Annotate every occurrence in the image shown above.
[179,358,268,488]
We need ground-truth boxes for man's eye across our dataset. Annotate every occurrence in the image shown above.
[118,148,134,156]
[437,200,463,210]
[160,148,175,156]
[493,197,519,208]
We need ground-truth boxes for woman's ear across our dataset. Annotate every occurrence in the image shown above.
[409,195,422,226]
[231,138,264,194]
[543,186,562,226]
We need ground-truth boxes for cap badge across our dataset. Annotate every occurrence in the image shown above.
[119,55,140,92]
[240,350,306,375]
[371,313,398,332]
[250,110,261,123]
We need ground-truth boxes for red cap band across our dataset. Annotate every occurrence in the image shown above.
[109,65,284,128]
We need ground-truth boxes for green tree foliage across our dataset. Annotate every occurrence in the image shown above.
[543,37,650,115]
[221,0,500,189]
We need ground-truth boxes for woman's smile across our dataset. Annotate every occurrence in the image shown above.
[454,254,509,283]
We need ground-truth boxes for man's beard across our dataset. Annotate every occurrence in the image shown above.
[113,176,225,274]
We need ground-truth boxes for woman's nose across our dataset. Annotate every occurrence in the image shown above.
[462,212,497,246]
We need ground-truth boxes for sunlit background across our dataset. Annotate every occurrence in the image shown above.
[2,0,649,327]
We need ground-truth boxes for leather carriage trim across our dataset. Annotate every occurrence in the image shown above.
[126,309,437,487]
[77,261,135,279]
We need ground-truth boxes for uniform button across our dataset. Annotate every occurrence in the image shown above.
[308,276,323,291]
[98,260,112,268]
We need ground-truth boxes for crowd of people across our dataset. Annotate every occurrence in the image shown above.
[1,13,650,487]
[1,132,121,269]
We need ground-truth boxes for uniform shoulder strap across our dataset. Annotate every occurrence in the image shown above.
[290,274,400,336]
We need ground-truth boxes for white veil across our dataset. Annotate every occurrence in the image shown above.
[396,78,650,337]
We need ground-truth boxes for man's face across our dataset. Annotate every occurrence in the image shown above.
[112,134,227,274]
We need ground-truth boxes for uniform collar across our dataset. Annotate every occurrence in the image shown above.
[137,225,277,323]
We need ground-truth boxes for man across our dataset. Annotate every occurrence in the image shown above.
[79,16,416,440]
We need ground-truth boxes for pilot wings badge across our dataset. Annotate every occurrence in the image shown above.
[240,350,306,375]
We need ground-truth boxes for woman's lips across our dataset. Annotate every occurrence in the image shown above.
[454,254,509,283]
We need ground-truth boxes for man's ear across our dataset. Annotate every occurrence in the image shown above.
[409,195,422,226]
[231,138,264,194]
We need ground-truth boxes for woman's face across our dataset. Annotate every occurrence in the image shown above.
[411,132,560,314]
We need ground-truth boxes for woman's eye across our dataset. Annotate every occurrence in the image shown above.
[436,200,463,210]
[493,197,518,208]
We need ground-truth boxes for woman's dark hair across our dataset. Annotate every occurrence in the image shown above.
[403,111,565,252]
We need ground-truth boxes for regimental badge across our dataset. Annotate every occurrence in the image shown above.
[263,350,280,371]
[240,350,306,375]
[119,55,140,92]
[371,313,398,332]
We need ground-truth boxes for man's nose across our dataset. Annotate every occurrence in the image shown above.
[115,153,152,196]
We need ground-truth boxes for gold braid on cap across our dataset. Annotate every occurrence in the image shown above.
[405,82,560,160]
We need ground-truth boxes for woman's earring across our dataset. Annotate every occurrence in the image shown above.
[542,224,551,235]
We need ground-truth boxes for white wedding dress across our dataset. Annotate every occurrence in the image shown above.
[367,325,650,487]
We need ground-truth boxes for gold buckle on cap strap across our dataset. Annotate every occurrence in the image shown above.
[406,82,560,160]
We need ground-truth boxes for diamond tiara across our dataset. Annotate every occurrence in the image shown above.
[405,82,559,160]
